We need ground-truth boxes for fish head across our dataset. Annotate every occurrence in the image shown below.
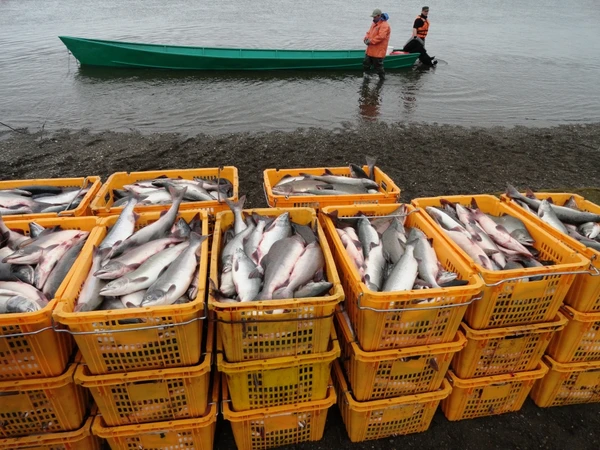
[143,289,166,306]
[2,246,42,264]
[102,277,130,294]
[94,261,126,278]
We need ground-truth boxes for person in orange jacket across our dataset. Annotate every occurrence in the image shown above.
[363,9,391,80]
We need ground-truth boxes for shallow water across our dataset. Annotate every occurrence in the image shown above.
[1,0,599,135]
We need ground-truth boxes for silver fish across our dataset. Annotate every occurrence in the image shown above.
[256,235,305,300]
[99,196,139,251]
[383,242,419,292]
[254,212,292,265]
[272,241,325,300]
[43,240,86,298]
[232,247,262,302]
[538,199,569,234]
[74,248,106,312]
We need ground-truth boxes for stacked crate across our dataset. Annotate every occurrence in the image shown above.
[319,204,482,442]
[210,207,343,450]
[412,194,591,421]
[0,215,101,450]
[498,192,600,408]
[53,210,216,449]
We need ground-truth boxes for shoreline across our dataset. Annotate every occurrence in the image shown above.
[1,122,599,208]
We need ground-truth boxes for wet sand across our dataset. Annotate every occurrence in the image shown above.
[1,122,600,450]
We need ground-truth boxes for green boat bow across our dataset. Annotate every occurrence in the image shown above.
[58,36,419,71]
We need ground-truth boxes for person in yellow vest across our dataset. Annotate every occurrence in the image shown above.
[412,6,430,43]
[363,9,391,80]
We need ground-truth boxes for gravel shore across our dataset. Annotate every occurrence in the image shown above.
[1,122,599,450]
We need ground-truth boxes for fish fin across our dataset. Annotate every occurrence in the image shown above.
[439,198,456,208]
[233,259,239,272]
[166,284,177,296]
[324,168,334,175]
[525,188,536,199]
[470,198,480,210]
[483,249,499,256]
[313,269,325,282]
[125,302,137,308]
[546,197,555,204]
[248,268,263,279]
[131,276,149,283]
[159,210,168,217]
[495,224,510,234]
[479,255,490,266]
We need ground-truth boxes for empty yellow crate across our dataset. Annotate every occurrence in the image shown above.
[441,363,548,421]
[319,204,483,351]
[333,360,451,442]
[90,167,238,217]
[0,216,99,381]
[0,176,102,220]
[209,207,344,362]
[75,318,214,426]
[530,355,600,407]
[263,166,401,209]
[335,307,466,400]
[0,362,88,437]
[547,305,600,363]
[222,375,335,450]
[501,192,600,313]
[217,327,339,411]
[93,372,218,450]
[53,210,209,375]
[412,195,591,329]
[0,416,101,450]
[453,313,567,378]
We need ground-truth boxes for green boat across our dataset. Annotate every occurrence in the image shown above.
[58,36,420,71]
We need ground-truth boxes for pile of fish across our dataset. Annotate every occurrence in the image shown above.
[329,205,464,293]
[0,184,91,215]
[212,196,332,302]
[74,186,206,312]
[271,159,382,197]
[506,184,600,252]
[111,175,233,207]
[425,197,556,272]
[0,215,89,314]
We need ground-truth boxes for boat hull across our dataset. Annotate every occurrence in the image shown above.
[59,36,419,71]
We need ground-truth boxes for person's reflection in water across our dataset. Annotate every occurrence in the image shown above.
[358,77,385,121]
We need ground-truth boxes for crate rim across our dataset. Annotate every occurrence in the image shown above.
[221,375,336,420]
[542,354,600,372]
[559,304,600,322]
[319,203,485,301]
[335,307,467,360]
[0,415,94,448]
[459,311,568,339]
[446,362,548,388]
[89,166,239,215]
[209,206,344,310]
[0,362,76,391]
[53,209,209,325]
[333,360,452,410]
[500,192,600,262]
[0,176,101,220]
[411,194,592,280]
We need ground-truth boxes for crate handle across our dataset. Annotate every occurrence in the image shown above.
[58,176,92,217]
[262,183,274,206]
[337,209,421,221]
[51,312,206,335]
[220,398,231,415]
[356,292,483,313]
[0,325,55,339]
[213,312,334,324]
[480,263,600,287]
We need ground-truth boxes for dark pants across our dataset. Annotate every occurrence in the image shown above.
[363,55,385,77]
[403,37,435,66]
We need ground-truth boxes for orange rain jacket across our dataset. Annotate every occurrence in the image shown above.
[364,19,391,58]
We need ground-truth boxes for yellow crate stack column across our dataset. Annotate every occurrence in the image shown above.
[319,204,482,442]
[52,210,216,449]
[500,191,600,408]
[411,194,595,419]
[210,207,343,450]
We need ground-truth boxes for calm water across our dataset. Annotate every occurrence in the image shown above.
[1,0,599,135]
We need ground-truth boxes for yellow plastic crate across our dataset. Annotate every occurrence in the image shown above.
[208,207,344,362]
[412,195,591,329]
[319,204,483,351]
[335,307,466,400]
[530,355,600,407]
[217,327,339,410]
[441,363,548,421]
[93,372,218,450]
[547,305,600,363]
[0,416,101,450]
[453,313,567,378]
[53,210,209,375]
[90,167,238,217]
[263,166,401,209]
[75,318,214,426]
[222,375,335,450]
[502,192,600,313]
[333,360,451,442]
[0,216,99,380]
[0,176,102,220]
[0,362,88,437]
